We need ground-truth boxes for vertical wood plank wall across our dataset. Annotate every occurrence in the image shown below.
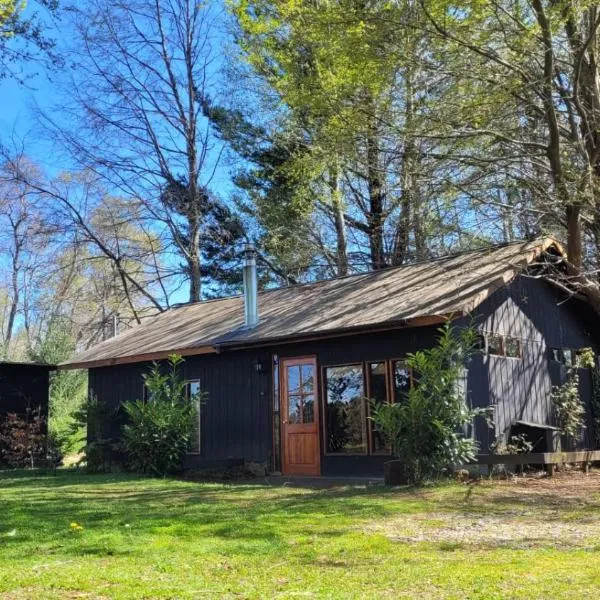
[466,277,599,450]
[0,364,52,421]
[88,276,600,475]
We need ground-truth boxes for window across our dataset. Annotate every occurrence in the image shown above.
[186,380,202,454]
[325,360,414,455]
[285,363,315,424]
[563,349,574,367]
[549,347,593,368]
[367,362,388,453]
[324,365,366,454]
[504,337,522,359]
[485,333,522,359]
[392,360,411,403]
[487,334,504,356]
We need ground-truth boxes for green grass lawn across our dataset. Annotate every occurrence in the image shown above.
[1,471,600,599]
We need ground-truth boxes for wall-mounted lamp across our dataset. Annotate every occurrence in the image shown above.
[254,359,264,374]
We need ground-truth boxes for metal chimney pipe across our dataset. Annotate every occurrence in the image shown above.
[243,243,259,328]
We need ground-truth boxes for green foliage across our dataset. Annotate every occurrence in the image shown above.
[0,0,59,82]
[552,370,585,441]
[122,355,203,476]
[47,370,88,456]
[576,347,596,369]
[72,394,120,473]
[370,323,484,483]
[491,433,533,456]
[30,319,88,457]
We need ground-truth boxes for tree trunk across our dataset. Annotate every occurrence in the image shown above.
[366,114,385,270]
[566,204,583,269]
[188,214,202,303]
[330,167,349,276]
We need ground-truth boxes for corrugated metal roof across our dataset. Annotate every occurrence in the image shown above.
[62,238,562,369]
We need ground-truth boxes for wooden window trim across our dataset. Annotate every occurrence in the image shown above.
[366,360,394,455]
[484,333,523,360]
[486,333,505,357]
[321,358,414,457]
[504,337,523,360]
[271,354,281,473]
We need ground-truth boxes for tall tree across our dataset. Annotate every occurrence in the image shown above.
[47,0,242,302]
[419,0,600,273]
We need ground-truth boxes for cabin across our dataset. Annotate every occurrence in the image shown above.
[0,362,53,426]
[62,239,600,477]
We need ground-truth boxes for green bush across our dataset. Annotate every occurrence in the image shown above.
[552,370,585,442]
[371,323,485,484]
[122,355,204,476]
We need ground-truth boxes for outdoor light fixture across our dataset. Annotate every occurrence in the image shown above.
[254,359,264,373]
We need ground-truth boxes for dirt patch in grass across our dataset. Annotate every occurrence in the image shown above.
[364,470,600,550]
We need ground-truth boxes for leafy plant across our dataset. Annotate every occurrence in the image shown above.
[491,433,533,456]
[121,355,204,476]
[370,323,484,484]
[0,409,47,468]
[576,347,596,369]
[552,370,585,442]
[70,393,119,473]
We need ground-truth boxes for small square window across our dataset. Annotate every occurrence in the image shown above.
[487,334,504,356]
[505,337,522,359]
[563,349,575,367]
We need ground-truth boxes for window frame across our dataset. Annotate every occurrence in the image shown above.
[321,358,414,457]
[504,337,523,359]
[365,360,393,455]
[484,333,523,360]
[321,362,369,456]
[186,379,202,455]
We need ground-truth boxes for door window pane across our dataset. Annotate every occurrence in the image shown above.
[288,395,302,424]
[301,364,315,392]
[285,363,315,425]
[287,365,301,393]
[325,365,366,454]
[303,394,315,423]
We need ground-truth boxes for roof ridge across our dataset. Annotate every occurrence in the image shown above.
[170,237,552,310]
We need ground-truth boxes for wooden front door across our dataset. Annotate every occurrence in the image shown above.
[281,357,320,476]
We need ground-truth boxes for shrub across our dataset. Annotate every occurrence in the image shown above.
[371,323,485,484]
[0,409,47,468]
[552,370,585,442]
[122,355,204,476]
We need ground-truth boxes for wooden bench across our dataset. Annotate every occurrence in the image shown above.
[476,451,600,476]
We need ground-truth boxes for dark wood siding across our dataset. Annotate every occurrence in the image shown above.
[88,275,600,476]
[0,364,52,423]
[464,277,599,451]
[89,348,273,467]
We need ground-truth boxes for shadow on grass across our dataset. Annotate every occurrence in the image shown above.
[2,471,599,560]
